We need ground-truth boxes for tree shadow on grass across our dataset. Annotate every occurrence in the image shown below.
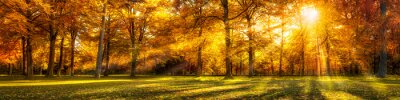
[237,79,327,99]
[237,79,305,99]
[344,83,382,99]
[0,79,204,99]
[307,80,325,99]
[0,76,244,99]
[0,75,170,81]
[161,80,253,99]
[377,79,400,85]
[324,78,385,99]
[4,76,399,99]
[177,84,254,99]
[66,78,250,99]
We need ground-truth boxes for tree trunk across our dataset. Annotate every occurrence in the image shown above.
[130,29,141,77]
[57,37,65,77]
[95,1,107,78]
[221,0,233,79]
[26,34,33,79]
[21,36,27,76]
[301,32,305,76]
[39,67,42,76]
[196,6,204,77]
[70,30,77,76]
[46,18,58,77]
[8,63,12,76]
[196,45,202,76]
[130,35,138,77]
[144,54,147,74]
[290,60,294,75]
[270,58,274,75]
[104,15,112,77]
[133,17,146,76]
[130,13,146,77]
[235,63,238,75]
[104,39,110,77]
[279,43,283,76]
[325,43,331,76]
[377,0,387,78]
[129,10,137,77]
[196,24,203,77]
[187,60,191,75]
[246,16,254,77]
[325,31,331,76]
[279,15,285,77]
[317,35,321,76]
[240,55,243,75]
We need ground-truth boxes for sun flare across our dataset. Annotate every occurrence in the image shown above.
[301,6,319,23]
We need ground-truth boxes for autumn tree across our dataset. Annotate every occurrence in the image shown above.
[0,0,50,79]
[95,0,107,78]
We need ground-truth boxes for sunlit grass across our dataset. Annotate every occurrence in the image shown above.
[322,91,361,99]
[1,75,400,99]
[0,80,133,87]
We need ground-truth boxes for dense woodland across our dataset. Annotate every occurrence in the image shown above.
[0,0,399,79]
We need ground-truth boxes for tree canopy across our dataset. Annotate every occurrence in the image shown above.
[0,0,400,79]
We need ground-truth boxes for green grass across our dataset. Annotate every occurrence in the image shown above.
[1,75,400,99]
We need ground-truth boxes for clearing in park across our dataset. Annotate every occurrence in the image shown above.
[1,75,400,99]
[1,0,400,99]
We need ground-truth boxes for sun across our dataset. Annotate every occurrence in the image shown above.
[301,6,319,23]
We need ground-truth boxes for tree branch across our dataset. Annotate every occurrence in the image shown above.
[228,0,254,20]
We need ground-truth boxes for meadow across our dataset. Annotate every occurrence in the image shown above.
[1,75,400,99]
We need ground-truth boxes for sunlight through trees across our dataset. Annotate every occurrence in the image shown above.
[0,0,399,79]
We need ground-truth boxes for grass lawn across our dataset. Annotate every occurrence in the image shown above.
[1,75,400,99]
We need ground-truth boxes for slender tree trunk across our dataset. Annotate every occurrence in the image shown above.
[129,11,137,77]
[57,37,65,77]
[104,16,112,77]
[301,31,305,76]
[19,62,22,75]
[104,39,110,77]
[270,58,274,75]
[144,54,147,74]
[222,0,233,79]
[279,15,285,76]
[325,31,331,76]
[317,34,322,76]
[246,16,254,77]
[349,52,354,75]
[373,53,377,74]
[195,6,204,77]
[196,45,202,76]
[130,35,137,77]
[39,67,42,76]
[392,62,396,75]
[290,60,294,75]
[8,63,12,76]
[10,63,13,75]
[187,60,191,75]
[235,62,238,75]
[70,31,77,76]
[21,37,27,76]
[240,55,243,75]
[95,0,107,78]
[377,0,388,78]
[196,24,203,77]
